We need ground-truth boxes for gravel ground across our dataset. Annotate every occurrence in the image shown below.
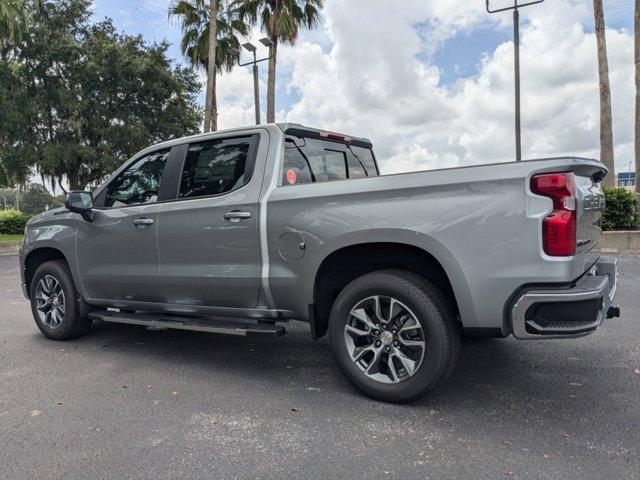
[1,253,639,479]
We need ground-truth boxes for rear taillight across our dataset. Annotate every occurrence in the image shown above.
[531,172,577,257]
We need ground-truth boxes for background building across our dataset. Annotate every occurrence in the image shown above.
[617,171,636,190]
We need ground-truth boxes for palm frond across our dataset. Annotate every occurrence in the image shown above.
[171,0,249,73]
[230,0,324,43]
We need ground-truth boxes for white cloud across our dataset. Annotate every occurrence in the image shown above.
[215,0,634,175]
[216,65,267,127]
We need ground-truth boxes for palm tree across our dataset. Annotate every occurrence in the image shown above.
[170,0,248,131]
[635,0,639,214]
[232,0,324,123]
[593,0,616,187]
[205,0,218,133]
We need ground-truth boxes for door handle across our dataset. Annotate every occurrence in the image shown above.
[223,211,252,222]
[132,218,154,227]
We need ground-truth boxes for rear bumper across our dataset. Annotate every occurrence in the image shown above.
[511,256,618,339]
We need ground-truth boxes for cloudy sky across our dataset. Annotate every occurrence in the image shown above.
[92,0,636,175]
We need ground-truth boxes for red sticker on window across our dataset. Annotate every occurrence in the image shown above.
[286,169,297,185]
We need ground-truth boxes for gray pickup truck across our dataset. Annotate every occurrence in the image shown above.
[19,123,620,402]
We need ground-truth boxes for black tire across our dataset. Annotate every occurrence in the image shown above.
[29,260,92,340]
[329,270,460,403]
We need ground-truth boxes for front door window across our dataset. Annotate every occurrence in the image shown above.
[104,149,170,208]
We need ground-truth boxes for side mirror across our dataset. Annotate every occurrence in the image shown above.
[65,191,94,221]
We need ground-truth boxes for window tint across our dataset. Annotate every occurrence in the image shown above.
[349,145,378,177]
[104,149,170,208]
[308,150,347,182]
[283,137,378,186]
[179,137,252,199]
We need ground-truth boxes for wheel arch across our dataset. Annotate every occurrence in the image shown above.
[24,247,69,297]
[311,241,466,339]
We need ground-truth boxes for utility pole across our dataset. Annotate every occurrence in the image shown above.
[252,61,260,125]
[486,0,545,162]
[232,38,274,125]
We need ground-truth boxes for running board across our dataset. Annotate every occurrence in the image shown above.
[89,311,286,338]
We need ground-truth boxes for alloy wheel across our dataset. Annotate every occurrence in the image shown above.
[35,275,66,329]
[344,295,426,384]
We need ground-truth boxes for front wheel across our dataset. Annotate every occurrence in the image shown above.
[29,260,92,340]
[329,270,460,403]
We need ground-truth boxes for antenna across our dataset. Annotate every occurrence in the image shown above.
[486,0,545,162]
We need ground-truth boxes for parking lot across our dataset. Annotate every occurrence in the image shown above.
[1,252,639,479]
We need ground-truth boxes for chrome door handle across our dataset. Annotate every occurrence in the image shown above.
[132,218,154,227]
[223,211,252,222]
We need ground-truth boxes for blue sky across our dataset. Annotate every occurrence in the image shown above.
[90,0,637,173]
[93,0,634,109]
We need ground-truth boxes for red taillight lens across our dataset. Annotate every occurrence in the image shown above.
[531,173,576,257]
[319,130,353,142]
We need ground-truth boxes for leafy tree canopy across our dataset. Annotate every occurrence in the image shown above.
[0,0,202,191]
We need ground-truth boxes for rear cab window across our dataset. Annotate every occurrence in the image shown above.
[282,134,379,186]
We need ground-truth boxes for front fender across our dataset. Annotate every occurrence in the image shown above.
[21,214,82,298]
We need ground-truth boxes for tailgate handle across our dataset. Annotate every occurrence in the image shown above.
[591,170,607,183]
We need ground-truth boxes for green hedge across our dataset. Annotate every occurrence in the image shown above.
[0,209,31,235]
[603,188,638,231]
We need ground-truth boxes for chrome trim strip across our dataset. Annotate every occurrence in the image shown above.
[97,314,251,336]
[84,297,294,319]
[258,128,283,309]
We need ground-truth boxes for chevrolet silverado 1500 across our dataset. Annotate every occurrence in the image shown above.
[19,123,619,402]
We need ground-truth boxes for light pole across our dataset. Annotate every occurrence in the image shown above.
[232,38,274,125]
[486,0,545,162]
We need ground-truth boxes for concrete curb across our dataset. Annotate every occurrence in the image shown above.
[600,230,640,254]
[0,243,21,255]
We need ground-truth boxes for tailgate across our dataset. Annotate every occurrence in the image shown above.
[574,170,606,256]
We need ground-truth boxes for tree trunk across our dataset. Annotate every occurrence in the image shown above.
[593,0,616,187]
[635,0,640,214]
[267,36,278,123]
[211,70,218,131]
[203,0,218,133]
[67,170,82,191]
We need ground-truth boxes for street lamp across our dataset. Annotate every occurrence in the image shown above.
[486,0,545,162]
[231,37,274,125]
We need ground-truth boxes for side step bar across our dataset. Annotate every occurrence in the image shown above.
[89,311,286,338]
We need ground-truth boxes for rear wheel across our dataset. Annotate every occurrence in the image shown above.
[329,270,460,403]
[29,260,92,340]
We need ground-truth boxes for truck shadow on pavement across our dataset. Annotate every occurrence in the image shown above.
[30,317,628,421]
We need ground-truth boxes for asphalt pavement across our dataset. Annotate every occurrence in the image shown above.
[1,253,639,479]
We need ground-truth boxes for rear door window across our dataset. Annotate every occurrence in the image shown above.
[179,136,254,199]
[283,137,378,186]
